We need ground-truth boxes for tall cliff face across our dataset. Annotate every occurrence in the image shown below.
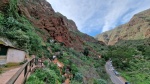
[14,0,99,50]
[96,9,150,45]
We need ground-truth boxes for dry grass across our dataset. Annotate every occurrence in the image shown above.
[5,62,20,67]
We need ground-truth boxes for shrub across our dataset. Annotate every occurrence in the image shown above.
[43,60,49,67]
[48,63,61,78]
[94,79,107,84]
[51,43,61,52]
[6,29,29,49]
[73,72,83,82]
[70,64,78,75]
[70,80,82,84]
[26,74,45,84]
[27,69,61,84]
[0,12,4,24]
[83,48,89,56]
[137,45,145,52]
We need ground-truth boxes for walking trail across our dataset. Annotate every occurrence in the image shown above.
[0,67,22,84]
[0,57,34,84]
[0,57,71,84]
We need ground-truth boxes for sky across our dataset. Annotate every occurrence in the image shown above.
[47,0,150,36]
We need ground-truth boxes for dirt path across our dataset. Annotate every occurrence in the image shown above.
[0,67,21,84]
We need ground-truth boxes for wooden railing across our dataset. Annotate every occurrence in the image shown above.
[6,58,39,84]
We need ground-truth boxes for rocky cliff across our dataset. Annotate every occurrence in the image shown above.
[15,0,99,50]
[96,9,150,45]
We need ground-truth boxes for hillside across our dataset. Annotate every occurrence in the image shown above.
[0,0,111,84]
[96,9,150,45]
[1,0,102,50]
[18,0,101,50]
[2,0,149,84]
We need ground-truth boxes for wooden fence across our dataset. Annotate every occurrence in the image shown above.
[6,58,39,84]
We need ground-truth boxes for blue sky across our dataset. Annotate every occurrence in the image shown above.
[47,0,150,36]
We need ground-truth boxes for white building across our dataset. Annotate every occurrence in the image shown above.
[0,44,26,65]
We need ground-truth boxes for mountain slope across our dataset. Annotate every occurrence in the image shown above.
[0,0,111,83]
[17,0,101,51]
[96,9,150,45]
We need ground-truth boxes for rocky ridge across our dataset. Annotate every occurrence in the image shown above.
[96,9,150,45]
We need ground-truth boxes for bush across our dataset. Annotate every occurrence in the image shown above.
[48,63,61,78]
[0,12,4,24]
[94,79,107,84]
[43,60,49,67]
[26,74,45,84]
[51,43,61,52]
[70,80,82,84]
[83,48,89,56]
[70,64,78,75]
[73,72,83,82]
[6,29,29,49]
[27,69,61,84]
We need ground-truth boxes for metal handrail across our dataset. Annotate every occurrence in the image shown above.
[6,58,36,84]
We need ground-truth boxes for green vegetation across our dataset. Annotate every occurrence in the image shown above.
[83,47,89,56]
[0,0,50,57]
[73,72,83,82]
[56,42,111,83]
[3,0,149,84]
[103,39,150,84]
[26,69,61,84]
[26,40,112,83]
[94,79,107,84]
[4,63,21,67]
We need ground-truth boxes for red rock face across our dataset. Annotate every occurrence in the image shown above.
[17,0,85,50]
[56,13,79,32]
[0,0,102,50]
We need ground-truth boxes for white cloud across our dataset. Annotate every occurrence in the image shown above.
[47,0,150,36]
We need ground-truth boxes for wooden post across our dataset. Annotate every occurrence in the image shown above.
[29,61,32,72]
[24,64,28,77]
[35,58,38,65]
[6,58,35,84]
